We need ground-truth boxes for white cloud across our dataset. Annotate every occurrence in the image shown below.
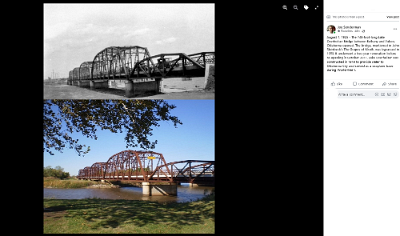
[156,37,177,45]
[44,22,72,40]
[132,27,150,36]
[123,27,151,38]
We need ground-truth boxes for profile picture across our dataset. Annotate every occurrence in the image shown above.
[327,25,336,34]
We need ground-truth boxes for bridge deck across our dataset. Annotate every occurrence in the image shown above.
[78,173,214,183]
[74,65,208,81]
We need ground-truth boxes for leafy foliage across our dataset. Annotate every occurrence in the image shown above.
[43,165,70,179]
[43,100,182,156]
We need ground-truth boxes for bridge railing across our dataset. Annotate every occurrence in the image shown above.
[186,52,215,66]
[130,53,208,79]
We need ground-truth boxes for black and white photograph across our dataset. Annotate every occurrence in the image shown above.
[44,4,215,99]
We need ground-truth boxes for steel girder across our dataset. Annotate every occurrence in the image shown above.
[76,151,214,185]
[187,52,215,66]
[129,52,215,79]
[149,160,215,184]
[91,162,106,179]
[81,166,91,179]
[68,70,73,81]
[69,46,214,82]
[72,67,80,81]
[77,150,171,182]
[91,46,151,81]
[78,61,93,80]
[77,168,85,178]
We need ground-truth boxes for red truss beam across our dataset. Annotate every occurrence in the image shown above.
[76,151,214,184]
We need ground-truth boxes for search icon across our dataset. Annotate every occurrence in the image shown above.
[283,5,287,10]
[293,5,298,10]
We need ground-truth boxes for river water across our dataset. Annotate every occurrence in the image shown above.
[43,184,214,203]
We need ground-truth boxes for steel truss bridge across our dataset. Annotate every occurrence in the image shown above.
[77,150,214,186]
[68,45,215,82]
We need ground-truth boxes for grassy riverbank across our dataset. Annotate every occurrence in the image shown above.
[44,177,99,188]
[43,194,215,234]
[44,178,175,189]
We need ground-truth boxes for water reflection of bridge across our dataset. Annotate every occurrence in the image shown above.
[77,150,214,196]
[68,46,215,97]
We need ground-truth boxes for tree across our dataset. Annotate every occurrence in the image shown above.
[43,100,182,156]
[43,165,70,179]
[43,165,52,177]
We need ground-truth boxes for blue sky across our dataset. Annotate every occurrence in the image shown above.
[44,3,214,79]
[43,100,215,175]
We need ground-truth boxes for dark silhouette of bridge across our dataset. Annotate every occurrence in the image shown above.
[67,46,214,97]
[77,150,215,186]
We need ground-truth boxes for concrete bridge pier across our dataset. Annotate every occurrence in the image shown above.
[78,80,90,88]
[155,78,162,94]
[90,80,109,89]
[125,80,135,98]
[142,182,177,196]
[204,64,215,89]
[125,79,162,98]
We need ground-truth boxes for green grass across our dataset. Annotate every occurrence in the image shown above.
[43,177,99,188]
[43,195,215,234]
